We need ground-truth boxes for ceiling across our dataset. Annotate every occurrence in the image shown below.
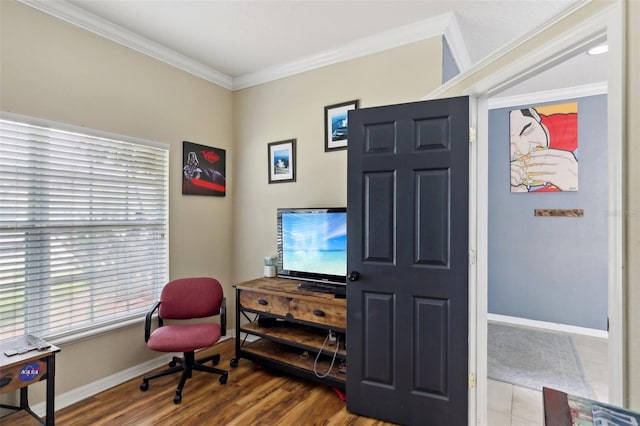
[24,0,606,92]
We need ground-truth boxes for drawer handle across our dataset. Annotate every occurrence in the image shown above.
[258,299,268,305]
[312,309,325,317]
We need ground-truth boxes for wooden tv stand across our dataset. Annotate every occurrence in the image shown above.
[230,277,347,392]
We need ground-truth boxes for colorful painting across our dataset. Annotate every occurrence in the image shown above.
[182,141,226,196]
[510,102,578,192]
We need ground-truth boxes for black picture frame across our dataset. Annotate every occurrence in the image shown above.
[268,139,296,184]
[324,99,359,152]
[182,141,226,196]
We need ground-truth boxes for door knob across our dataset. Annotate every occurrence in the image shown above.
[348,271,360,281]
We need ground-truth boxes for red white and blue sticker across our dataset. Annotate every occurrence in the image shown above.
[18,363,41,382]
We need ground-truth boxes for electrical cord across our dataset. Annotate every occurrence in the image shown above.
[313,331,340,378]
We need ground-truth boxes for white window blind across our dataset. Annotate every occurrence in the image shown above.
[0,116,169,341]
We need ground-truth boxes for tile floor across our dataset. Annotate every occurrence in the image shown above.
[487,331,609,426]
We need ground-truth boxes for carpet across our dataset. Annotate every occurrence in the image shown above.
[487,323,594,398]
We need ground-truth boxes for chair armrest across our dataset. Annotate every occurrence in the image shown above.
[144,301,161,343]
[220,297,227,337]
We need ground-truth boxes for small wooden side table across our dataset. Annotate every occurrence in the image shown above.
[1,335,60,425]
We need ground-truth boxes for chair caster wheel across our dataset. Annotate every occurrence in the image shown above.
[139,381,149,391]
[173,393,182,404]
[219,373,228,384]
[169,360,177,368]
[230,358,238,368]
[212,354,220,365]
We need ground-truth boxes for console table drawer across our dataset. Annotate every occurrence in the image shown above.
[239,291,289,316]
[289,299,346,329]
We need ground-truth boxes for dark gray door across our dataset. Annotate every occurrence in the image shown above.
[346,97,469,425]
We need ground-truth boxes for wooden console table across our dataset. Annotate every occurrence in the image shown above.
[1,336,60,425]
[230,277,347,392]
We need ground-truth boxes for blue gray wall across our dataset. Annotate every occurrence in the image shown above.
[442,37,460,84]
[488,94,608,330]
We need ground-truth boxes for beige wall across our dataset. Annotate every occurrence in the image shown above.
[0,0,442,408]
[625,0,639,410]
[231,39,443,287]
[0,0,233,404]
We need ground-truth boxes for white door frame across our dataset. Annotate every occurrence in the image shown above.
[427,2,625,424]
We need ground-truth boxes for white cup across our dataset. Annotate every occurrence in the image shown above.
[264,265,276,278]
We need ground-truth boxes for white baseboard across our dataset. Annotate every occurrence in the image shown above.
[488,313,608,339]
[29,333,236,417]
[25,319,605,417]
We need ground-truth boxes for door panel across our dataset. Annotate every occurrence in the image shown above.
[347,97,469,425]
[416,169,450,266]
[414,297,449,396]
[364,172,395,262]
[362,292,395,384]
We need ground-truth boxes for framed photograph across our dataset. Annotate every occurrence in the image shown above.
[182,141,226,196]
[324,99,359,151]
[268,139,296,184]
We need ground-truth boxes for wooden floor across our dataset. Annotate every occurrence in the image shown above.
[6,338,396,425]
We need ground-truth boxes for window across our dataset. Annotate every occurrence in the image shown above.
[0,114,169,341]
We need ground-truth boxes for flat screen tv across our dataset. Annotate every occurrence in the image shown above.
[276,207,347,286]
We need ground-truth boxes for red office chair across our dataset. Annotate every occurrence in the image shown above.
[139,277,228,404]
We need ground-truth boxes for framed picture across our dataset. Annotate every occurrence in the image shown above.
[182,141,226,196]
[268,139,296,184]
[324,99,359,151]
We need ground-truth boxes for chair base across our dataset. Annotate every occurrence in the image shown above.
[140,351,228,403]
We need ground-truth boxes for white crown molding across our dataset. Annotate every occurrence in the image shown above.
[18,1,466,92]
[487,81,607,109]
[442,12,472,72]
[232,13,453,90]
[17,0,234,90]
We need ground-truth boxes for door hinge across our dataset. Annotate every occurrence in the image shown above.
[468,373,476,389]
[469,127,477,144]
[469,249,476,265]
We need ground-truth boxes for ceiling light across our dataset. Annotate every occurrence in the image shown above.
[587,44,608,55]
